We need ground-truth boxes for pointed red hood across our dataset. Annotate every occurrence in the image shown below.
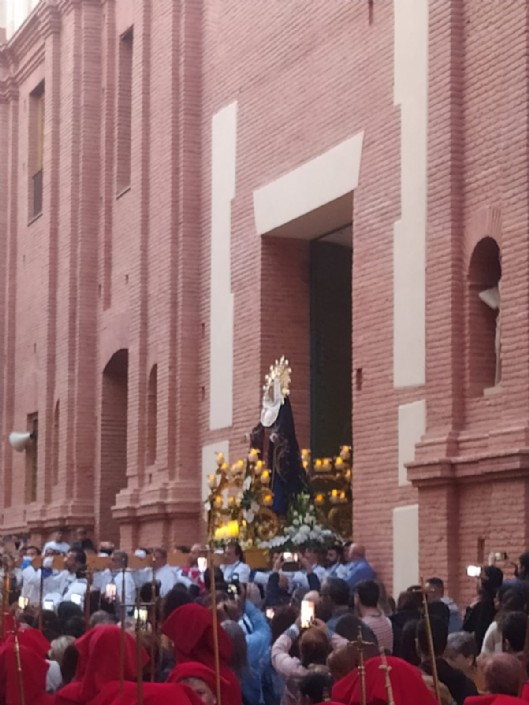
[162,603,233,663]
[55,625,148,705]
[162,604,241,705]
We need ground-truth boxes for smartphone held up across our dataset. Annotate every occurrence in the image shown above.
[301,599,315,629]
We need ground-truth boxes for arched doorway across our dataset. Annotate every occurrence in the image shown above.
[468,237,501,395]
[99,349,129,544]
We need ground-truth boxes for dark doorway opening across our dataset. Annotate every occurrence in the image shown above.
[310,228,352,458]
[100,349,128,544]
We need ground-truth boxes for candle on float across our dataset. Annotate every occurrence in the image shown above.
[335,457,344,469]
[322,458,332,472]
[228,496,236,507]
[315,493,325,505]
[214,496,222,507]
[330,489,339,504]
[263,493,273,506]
[236,459,245,471]
[226,520,240,538]
[255,460,264,474]
[261,470,270,484]
[315,459,323,470]
[220,462,228,473]
[248,448,259,463]
[208,474,217,490]
[217,452,225,465]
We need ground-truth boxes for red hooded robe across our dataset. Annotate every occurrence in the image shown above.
[54,625,148,705]
[332,656,439,705]
[162,603,241,705]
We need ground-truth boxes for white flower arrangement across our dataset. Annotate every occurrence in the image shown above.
[257,492,338,550]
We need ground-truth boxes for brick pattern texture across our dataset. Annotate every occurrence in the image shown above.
[0,0,528,604]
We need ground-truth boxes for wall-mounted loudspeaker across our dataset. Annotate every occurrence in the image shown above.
[8,431,36,453]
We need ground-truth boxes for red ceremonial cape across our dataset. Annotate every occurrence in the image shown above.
[332,656,438,705]
[55,625,148,705]
[88,681,204,705]
[0,639,53,705]
[465,697,529,705]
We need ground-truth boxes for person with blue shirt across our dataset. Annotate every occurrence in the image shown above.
[343,543,376,590]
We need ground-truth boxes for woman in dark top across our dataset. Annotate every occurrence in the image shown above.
[463,565,503,650]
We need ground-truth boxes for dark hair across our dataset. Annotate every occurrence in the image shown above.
[417,615,448,658]
[69,549,87,566]
[270,605,299,642]
[426,577,444,593]
[502,611,527,652]
[328,544,344,559]
[356,580,380,608]
[26,545,41,555]
[299,673,334,704]
[427,600,450,630]
[397,590,422,612]
[203,566,227,592]
[481,565,503,598]
[60,643,79,684]
[139,580,161,602]
[226,541,244,562]
[41,609,61,642]
[400,619,420,666]
[63,616,86,639]
[323,578,350,607]
[162,584,192,621]
[500,588,527,614]
[57,601,83,627]
[334,614,377,646]
[519,552,529,578]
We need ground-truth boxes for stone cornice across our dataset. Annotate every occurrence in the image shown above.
[407,448,529,488]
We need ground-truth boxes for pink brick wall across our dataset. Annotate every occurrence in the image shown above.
[1,0,529,605]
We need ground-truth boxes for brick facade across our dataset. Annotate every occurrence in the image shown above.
[0,1,527,602]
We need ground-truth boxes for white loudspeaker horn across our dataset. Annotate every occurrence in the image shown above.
[9,431,34,453]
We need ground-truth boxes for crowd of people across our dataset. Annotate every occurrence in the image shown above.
[1,528,529,705]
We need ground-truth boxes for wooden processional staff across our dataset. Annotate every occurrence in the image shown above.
[419,581,442,705]
[353,626,376,705]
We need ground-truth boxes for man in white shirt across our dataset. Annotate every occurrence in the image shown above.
[43,529,70,555]
[153,547,177,597]
[23,555,64,607]
[96,550,136,615]
[59,549,88,606]
[291,547,327,591]
[220,542,251,585]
